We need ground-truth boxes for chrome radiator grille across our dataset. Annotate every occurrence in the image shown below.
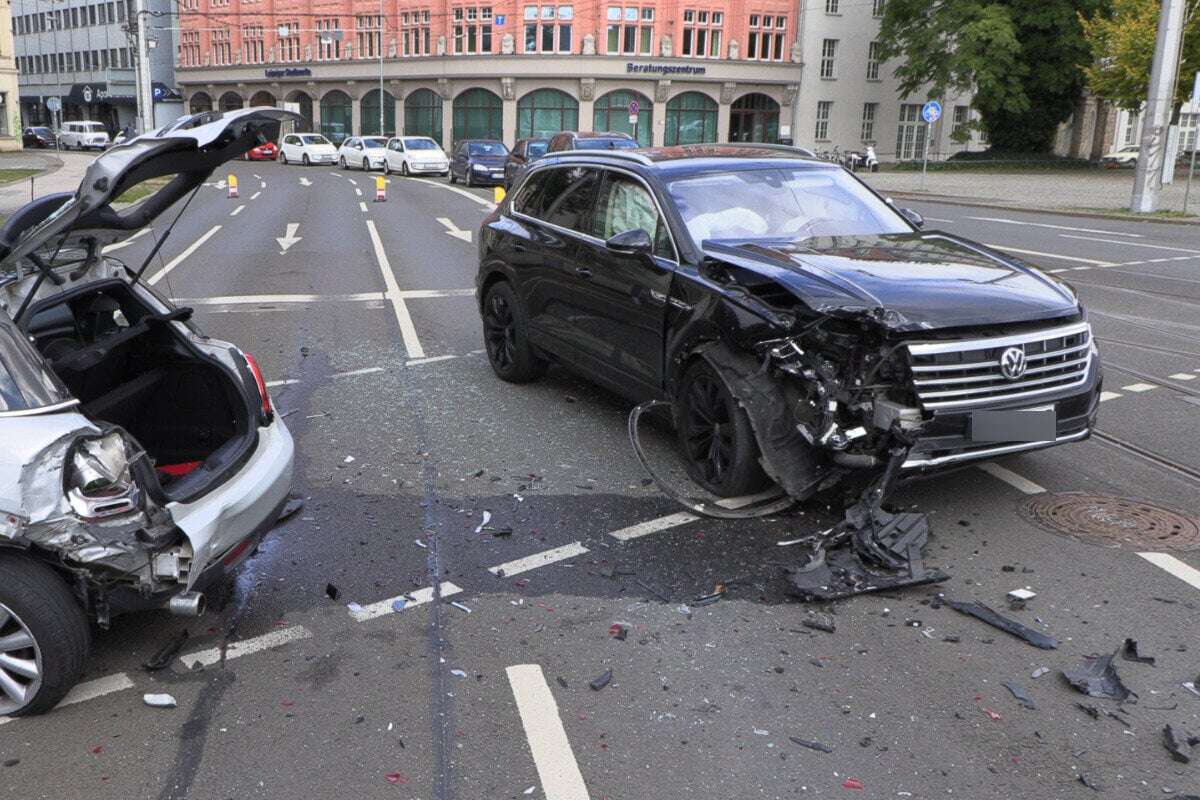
[906,322,1093,411]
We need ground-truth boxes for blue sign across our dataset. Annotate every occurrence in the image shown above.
[921,100,942,124]
[495,14,506,26]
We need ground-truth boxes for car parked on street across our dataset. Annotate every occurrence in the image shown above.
[546,130,637,153]
[1099,145,1139,168]
[22,127,56,149]
[58,121,110,151]
[0,107,297,716]
[244,141,279,160]
[383,136,450,176]
[279,133,338,166]
[338,136,388,171]
[504,137,549,189]
[449,139,509,186]
[476,145,1101,500]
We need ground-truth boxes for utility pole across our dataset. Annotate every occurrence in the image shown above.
[378,0,385,135]
[133,0,155,132]
[1131,0,1187,213]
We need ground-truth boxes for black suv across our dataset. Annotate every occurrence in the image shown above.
[475,145,1100,499]
[546,130,638,152]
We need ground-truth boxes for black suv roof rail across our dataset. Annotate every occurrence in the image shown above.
[549,149,655,166]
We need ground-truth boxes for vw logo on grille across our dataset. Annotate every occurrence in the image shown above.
[999,346,1028,380]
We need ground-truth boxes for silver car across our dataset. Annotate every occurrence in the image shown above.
[0,108,297,716]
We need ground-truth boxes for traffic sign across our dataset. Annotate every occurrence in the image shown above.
[629,99,639,116]
[921,100,942,124]
[46,97,61,112]
[495,14,506,25]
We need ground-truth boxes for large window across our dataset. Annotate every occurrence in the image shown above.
[179,31,200,66]
[820,39,837,78]
[665,92,718,145]
[517,89,578,138]
[212,29,232,65]
[826,0,839,12]
[361,89,396,136]
[320,90,353,144]
[356,15,382,58]
[277,21,301,62]
[861,103,877,142]
[729,94,779,143]
[873,0,886,16]
[452,88,502,141]
[524,5,573,53]
[593,90,652,146]
[746,14,786,61]
[952,104,971,140]
[189,92,213,113]
[402,10,432,56]
[815,101,832,141]
[243,25,264,64]
[316,18,341,60]
[453,6,493,54]
[680,9,722,57]
[286,90,314,131]
[218,91,243,112]
[405,88,443,142]
[866,41,881,80]
[606,6,653,55]
[896,103,927,160]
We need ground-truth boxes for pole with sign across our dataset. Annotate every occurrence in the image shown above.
[1186,71,1200,214]
[920,100,941,192]
[629,99,640,145]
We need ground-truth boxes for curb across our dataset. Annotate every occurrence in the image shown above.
[881,190,1200,226]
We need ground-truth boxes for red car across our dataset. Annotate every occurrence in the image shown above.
[244,141,279,160]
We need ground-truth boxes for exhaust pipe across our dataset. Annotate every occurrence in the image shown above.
[167,591,206,617]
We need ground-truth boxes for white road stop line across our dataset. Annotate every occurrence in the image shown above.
[506,664,591,800]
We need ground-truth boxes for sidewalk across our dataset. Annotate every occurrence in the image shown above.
[858,168,1200,220]
[0,151,95,215]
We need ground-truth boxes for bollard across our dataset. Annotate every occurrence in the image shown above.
[375,175,386,202]
[227,174,239,199]
[493,185,506,204]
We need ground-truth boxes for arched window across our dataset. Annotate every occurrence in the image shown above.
[404,89,444,144]
[452,88,502,142]
[592,90,652,147]
[665,92,718,146]
[188,92,213,114]
[729,93,780,143]
[249,90,277,107]
[320,90,353,144]
[285,90,314,131]
[361,89,396,136]
[516,89,578,139]
[217,91,243,112]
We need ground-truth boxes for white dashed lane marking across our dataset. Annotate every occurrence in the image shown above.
[1121,383,1158,393]
[230,204,245,216]
[489,542,589,577]
[1169,373,1197,381]
[1099,391,1123,402]
[179,625,312,669]
[506,664,591,800]
[349,582,463,622]
[976,462,1046,495]
[147,225,222,286]
[1138,552,1200,592]
[984,244,1114,267]
[0,673,136,726]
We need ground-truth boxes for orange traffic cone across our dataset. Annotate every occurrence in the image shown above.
[375,175,386,202]
[227,174,239,199]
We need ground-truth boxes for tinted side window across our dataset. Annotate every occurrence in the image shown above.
[521,167,600,233]
[589,172,674,259]
[512,171,551,215]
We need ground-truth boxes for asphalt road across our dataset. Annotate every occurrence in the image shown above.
[2,162,1199,800]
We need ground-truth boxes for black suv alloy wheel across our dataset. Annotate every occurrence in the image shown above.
[481,283,545,383]
[676,361,767,497]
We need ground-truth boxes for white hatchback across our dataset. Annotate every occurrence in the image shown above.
[279,132,338,166]
[338,136,389,170]
[384,136,450,176]
[58,121,110,150]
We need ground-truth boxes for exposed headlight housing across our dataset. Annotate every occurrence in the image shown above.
[65,432,140,519]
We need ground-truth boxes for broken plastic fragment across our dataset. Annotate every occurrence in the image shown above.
[1061,650,1136,702]
[788,736,832,753]
[1002,681,1036,709]
[384,772,407,784]
[142,630,189,671]
[450,669,467,678]
[1031,667,1050,679]
[608,623,629,641]
[346,602,364,614]
[802,613,836,634]
[589,669,612,691]
[945,600,1058,650]
[842,778,864,790]
[450,601,472,614]
[474,510,492,534]
[143,693,177,708]
[1120,638,1156,666]
[391,598,407,612]
[1163,724,1196,764]
[325,583,339,600]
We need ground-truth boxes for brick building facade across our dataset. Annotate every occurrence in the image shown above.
[173,0,982,160]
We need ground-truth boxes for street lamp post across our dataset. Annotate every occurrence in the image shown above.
[378,0,384,135]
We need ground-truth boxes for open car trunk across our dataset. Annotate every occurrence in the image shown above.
[23,280,256,500]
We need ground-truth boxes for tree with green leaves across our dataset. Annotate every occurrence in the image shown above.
[1081,0,1200,112]
[877,0,1104,152]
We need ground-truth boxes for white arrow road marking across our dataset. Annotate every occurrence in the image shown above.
[101,226,151,253]
[275,222,302,254]
[366,219,425,358]
[215,179,227,190]
[437,217,473,242]
[300,177,312,186]
[148,225,221,286]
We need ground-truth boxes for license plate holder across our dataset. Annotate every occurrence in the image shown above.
[970,406,1056,443]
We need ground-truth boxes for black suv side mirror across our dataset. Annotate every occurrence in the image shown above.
[605,228,653,255]
[899,207,925,228]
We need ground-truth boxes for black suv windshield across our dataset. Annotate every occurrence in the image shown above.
[0,317,71,413]
[667,167,911,243]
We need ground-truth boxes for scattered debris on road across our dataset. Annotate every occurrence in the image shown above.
[788,736,833,753]
[802,612,837,634]
[1006,588,1036,610]
[944,600,1058,649]
[142,629,189,671]
[1002,681,1037,709]
[142,693,177,709]
[325,583,339,600]
[589,669,612,691]
[841,777,864,790]
[608,623,629,641]
[1121,638,1156,666]
[1062,650,1136,702]
[1163,724,1198,764]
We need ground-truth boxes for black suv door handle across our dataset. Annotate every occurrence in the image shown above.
[575,267,593,279]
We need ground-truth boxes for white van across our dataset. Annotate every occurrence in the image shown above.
[58,120,110,150]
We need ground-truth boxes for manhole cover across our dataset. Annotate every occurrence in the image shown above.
[1020,493,1200,551]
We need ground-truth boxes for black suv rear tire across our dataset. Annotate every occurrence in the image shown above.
[0,554,90,716]
[676,360,768,497]
[482,281,546,383]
